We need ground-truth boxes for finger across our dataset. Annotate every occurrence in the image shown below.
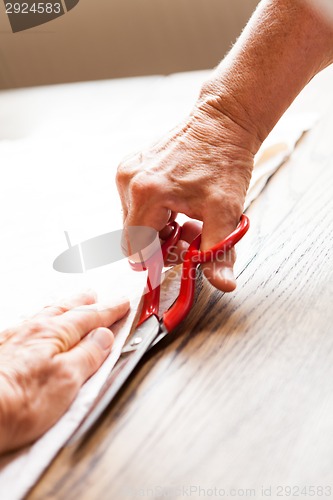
[201,248,237,292]
[125,205,171,234]
[122,174,174,265]
[160,220,202,266]
[56,327,114,384]
[159,216,199,242]
[53,297,130,352]
[35,290,98,318]
[180,220,202,243]
[165,239,190,266]
[159,211,179,240]
[0,328,15,345]
[116,151,146,223]
[125,171,174,231]
[123,204,170,265]
[200,208,240,292]
[118,189,128,223]
[163,220,202,265]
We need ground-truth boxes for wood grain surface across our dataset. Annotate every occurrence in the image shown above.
[29,72,333,500]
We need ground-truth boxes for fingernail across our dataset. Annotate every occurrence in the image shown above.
[220,267,236,284]
[90,328,113,350]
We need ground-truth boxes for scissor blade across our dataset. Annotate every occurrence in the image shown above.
[158,264,182,317]
[149,264,183,348]
[67,315,160,444]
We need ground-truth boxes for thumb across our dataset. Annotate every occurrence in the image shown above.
[200,208,241,292]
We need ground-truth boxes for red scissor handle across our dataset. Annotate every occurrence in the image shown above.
[135,221,182,325]
[163,214,250,332]
[136,214,250,329]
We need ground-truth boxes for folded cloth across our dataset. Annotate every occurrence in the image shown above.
[245,112,317,209]
[0,112,317,500]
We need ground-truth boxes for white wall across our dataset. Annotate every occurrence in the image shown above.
[0,0,259,89]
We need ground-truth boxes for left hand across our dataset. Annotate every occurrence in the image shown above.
[0,291,129,454]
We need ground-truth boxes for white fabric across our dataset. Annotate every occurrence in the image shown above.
[246,112,317,209]
[0,70,317,499]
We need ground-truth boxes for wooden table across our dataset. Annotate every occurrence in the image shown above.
[27,67,333,499]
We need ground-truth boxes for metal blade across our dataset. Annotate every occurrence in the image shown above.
[158,264,182,318]
[149,264,182,347]
[67,315,160,444]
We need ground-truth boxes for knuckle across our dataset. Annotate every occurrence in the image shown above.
[45,305,68,315]
[52,305,68,314]
[25,319,46,337]
[129,176,146,197]
[52,324,75,352]
[51,336,71,353]
[129,173,158,201]
[49,321,79,352]
[81,307,101,326]
[53,358,81,391]
[116,163,125,184]
[116,160,134,185]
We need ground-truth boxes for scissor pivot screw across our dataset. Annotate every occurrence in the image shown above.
[131,336,143,346]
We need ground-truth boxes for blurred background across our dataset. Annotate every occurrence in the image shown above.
[0,0,259,89]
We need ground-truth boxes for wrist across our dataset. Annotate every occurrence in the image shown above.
[196,79,263,156]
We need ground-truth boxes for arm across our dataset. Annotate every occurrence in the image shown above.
[200,0,333,144]
[117,0,333,291]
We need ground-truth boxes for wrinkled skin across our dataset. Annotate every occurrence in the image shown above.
[0,292,129,454]
[117,100,259,291]
[116,0,333,292]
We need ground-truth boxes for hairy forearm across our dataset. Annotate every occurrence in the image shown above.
[200,0,333,147]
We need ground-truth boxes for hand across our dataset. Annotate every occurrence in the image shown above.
[117,95,260,291]
[0,291,129,454]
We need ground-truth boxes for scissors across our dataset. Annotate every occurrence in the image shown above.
[69,214,250,443]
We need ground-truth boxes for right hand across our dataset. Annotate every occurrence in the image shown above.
[117,93,261,291]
